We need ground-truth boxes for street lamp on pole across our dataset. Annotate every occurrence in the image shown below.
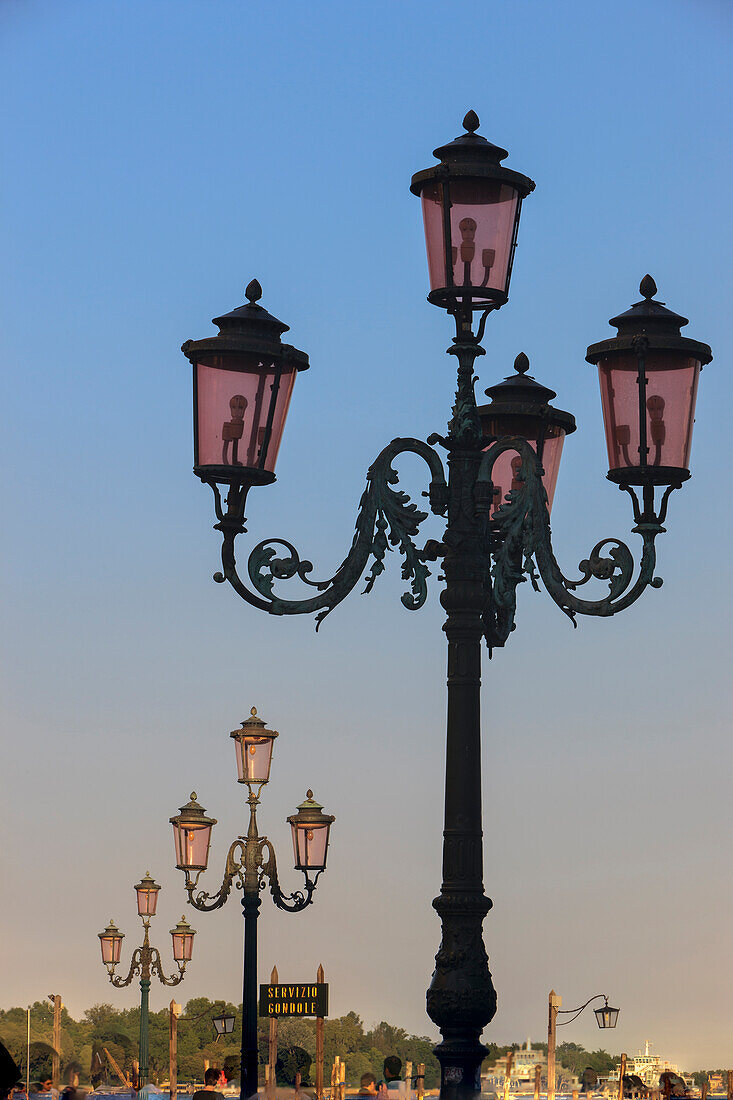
[98,874,195,1088]
[169,707,335,1100]
[180,112,711,1100]
[547,991,619,1100]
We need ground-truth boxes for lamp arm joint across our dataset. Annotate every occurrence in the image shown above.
[108,948,141,988]
[215,438,447,628]
[150,947,186,987]
[259,839,319,913]
[184,839,246,911]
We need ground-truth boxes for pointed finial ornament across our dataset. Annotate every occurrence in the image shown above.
[245,279,263,304]
[639,274,657,300]
[463,110,480,134]
[251,706,257,716]
[306,789,314,799]
[514,352,530,375]
[190,791,197,801]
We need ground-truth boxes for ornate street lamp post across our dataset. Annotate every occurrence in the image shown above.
[169,707,334,1100]
[98,874,195,1087]
[547,991,619,1100]
[180,113,711,1100]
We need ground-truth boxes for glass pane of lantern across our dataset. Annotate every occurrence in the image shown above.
[100,934,121,965]
[136,888,159,918]
[292,822,330,870]
[234,735,274,784]
[172,932,194,963]
[482,423,566,515]
[173,823,212,870]
[597,353,700,473]
[421,179,519,303]
[195,355,297,473]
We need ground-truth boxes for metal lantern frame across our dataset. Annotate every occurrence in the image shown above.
[230,705,279,787]
[182,112,710,1100]
[409,110,535,315]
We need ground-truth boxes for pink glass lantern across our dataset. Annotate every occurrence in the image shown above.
[98,920,124,967]
[134,871,161,918]
[182,280,308,488]
[170,915,196,964]
[230,706,279,786]
[586,276,712,486]
[169,792,217,872]
[287,791,335,873]
[477,353,575,515]
[410,111,535,312]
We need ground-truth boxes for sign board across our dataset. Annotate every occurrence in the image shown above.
[259,982,328,1018]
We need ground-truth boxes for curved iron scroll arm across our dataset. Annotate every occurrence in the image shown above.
[149,946,185,987]
[557,993,610,1027]
[478,438,671,646]
[259,838,320,913]
[184,839,247,912]
[108,947,142,988]
[215,439,447,629]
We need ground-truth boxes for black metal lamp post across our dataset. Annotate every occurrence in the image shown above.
[169,708,334,1100]
[180,112,711,1100]
[98,875,195,1087]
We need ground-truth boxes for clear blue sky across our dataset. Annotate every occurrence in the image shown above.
[1,0,732,1070]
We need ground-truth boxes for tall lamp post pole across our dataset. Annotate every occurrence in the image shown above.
[98,874,196,1087]
[169,708,335,1100]
[180,112,711,1100]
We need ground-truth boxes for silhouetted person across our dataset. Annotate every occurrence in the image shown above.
[383,1058,406,1100]
[192,1067,225,1100]
[359,1074,378,1097]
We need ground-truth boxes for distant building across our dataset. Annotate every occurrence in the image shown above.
[482,1040,579,1092]
[605,1042,681,1090]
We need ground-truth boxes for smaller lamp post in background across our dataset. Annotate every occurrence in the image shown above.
[98,874,195,1088]
[547,991,619,1100]
[170,706,335,1100]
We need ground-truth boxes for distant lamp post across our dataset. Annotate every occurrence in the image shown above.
[547,991,619,1100]
[97,875,195,1088]
[213,1011,236,1041]
[170,707,334,1100]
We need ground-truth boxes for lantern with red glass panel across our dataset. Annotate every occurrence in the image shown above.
[410,111,535,314]
[169,792,217,875]
[98,920,124,971]
[230,706,278,789]
[182,280,308,490]
[134,871,161,919]
[586,276,712,490]
[478,353,575,515]
[170,915,196,965]
[287,790,335,874]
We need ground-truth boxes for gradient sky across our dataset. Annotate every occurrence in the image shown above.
[2,0,732,1073]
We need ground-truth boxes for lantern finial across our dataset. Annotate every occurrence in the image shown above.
[307,788,313,799]
[640,274,657,300]
[251,706,257,716]
[463,110,480,134]
[245,279,263,304]
[514,352,530,375]
[190,791,197,801]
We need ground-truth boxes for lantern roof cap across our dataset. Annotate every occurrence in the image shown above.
[99,920,123,939]
[410,111,535,197]
[134,871,161,893]
[484,352,557,405]
[170,914,196,937]
[432,110,510,164]
[480,353,576,436]
[608,275,690,336]
[287,790,336,826]
[212,279,290,338]
[169,791,217,828]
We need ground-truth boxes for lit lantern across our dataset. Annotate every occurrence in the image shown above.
[98,920,124,967]
[230,707,279,786]
[586,276,712,486]
[410,110,535,312]
[170,915,196,964]
[477,353,575,514]
[182,280,309,488]
[169,792,217,872]
[213,1011,236,1039]
[287,791,335,873]
[134,871,161,918]
[594,1000,620,1029]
